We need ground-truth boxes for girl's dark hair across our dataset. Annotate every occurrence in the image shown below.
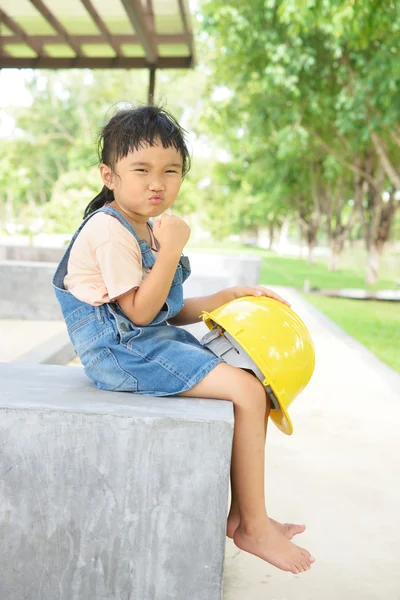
[83,105,191,219]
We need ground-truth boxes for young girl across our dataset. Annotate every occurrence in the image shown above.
[53,105,315,574]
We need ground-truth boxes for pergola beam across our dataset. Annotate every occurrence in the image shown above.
[145,0,156,39]
[2,34,191,46]
[0,0,194,74]
[79,0,120,56]
[148,67,156,104]
[0,56,192,69]
[120,0,157,64]
[178,0,194,64]
[0,8,48,56]
[28,0,83,56]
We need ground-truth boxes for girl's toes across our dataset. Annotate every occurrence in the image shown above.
[291,565,300,574]
[295,561,304,572]
[300,557,311,570]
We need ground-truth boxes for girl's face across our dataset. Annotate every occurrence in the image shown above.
[100,138,183,223]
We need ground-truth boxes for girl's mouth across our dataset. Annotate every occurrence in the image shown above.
[150,196,163,205]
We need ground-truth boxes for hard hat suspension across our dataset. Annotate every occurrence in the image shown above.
[201,324,280,410]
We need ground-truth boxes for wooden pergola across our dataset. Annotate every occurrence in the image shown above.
[0,0,195,101]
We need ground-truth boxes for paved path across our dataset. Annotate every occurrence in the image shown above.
[222,286,400,600]
[2,287,399,598]
[0,320,65,362]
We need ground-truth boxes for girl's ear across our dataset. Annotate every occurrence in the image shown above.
[99,164,114,190]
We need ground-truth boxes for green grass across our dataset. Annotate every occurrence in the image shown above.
[187,241,398,290]
[187,240,399,371]
[304,295,400,373]
[260,255,396,290]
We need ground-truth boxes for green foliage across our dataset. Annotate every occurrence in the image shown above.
[1,2,399,287]
[39,169,101,233]
[199,0,400,280]
[0,67,208,232]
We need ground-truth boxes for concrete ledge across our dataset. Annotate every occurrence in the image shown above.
[0,261,229,321]
[188,252,261,287]
[309,288,400,302]
[12,330,75,365]
[0,363,234,600]
[0,256,260,321]
[0,245,64,262]
[0,246,262,288]
[0,260,63,320]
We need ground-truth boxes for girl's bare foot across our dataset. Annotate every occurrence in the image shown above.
[226,514,306,540]
[233,518,315,574]
[226,512,241,539]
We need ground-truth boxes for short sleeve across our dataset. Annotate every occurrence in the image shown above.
[95,238,143,301]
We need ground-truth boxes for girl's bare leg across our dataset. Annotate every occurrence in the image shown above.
[226,399,306,540]
[179,363,314,574]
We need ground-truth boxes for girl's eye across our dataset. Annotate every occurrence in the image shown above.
[134,169,180,174]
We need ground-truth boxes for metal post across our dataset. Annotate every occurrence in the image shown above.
[148,67,156,104]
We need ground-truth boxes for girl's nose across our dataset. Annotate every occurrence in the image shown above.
[149,176,165,191]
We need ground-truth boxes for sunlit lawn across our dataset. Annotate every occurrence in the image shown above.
[305,295,400,373]
[187,240,400,372]
[187,240,399,290]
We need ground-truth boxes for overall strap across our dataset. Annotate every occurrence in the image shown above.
[99,205,146,244]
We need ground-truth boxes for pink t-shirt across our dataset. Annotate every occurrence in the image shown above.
[64,212,158,306]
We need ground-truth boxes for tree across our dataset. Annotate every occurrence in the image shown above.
[0,67,211,232]
[199,0,400,282]
[279,0,400,282]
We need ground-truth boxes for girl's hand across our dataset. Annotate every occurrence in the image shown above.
[228,285,291,307]
[153,214,190,253]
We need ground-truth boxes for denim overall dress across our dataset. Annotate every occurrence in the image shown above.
[53,205,222,396]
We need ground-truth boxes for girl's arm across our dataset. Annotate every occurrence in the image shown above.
[168,290,231,326]
[117,215,190,326]
[168,286,290,326]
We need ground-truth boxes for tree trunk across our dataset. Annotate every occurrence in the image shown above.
[298,223,305,258]
[306,225,318,264]
[278,217,289,252]
[364,187,398,284]
[328,238,343,271]
[366,242,384,285]
[268,221,275,250]
[307,236,316,264]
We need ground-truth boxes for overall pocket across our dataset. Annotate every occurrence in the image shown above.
[84,348,138,392]
[65,305,97,335]
[66,305,115,355]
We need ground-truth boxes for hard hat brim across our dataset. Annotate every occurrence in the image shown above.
[202,309,295,435]
[268,391,294,435]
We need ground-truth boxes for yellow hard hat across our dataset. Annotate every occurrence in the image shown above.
[200,296,315,435]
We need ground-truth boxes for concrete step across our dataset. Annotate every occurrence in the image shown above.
[0,362,234,600]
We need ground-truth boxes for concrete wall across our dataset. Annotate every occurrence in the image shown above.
[0,363,234,600]
[188,253,261,288]
[0,245,262,289]
[0,245,64,262]
[0,261,231,320]
[13,330,76,365]
[0,253,261,320]
[0,261,63,320]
